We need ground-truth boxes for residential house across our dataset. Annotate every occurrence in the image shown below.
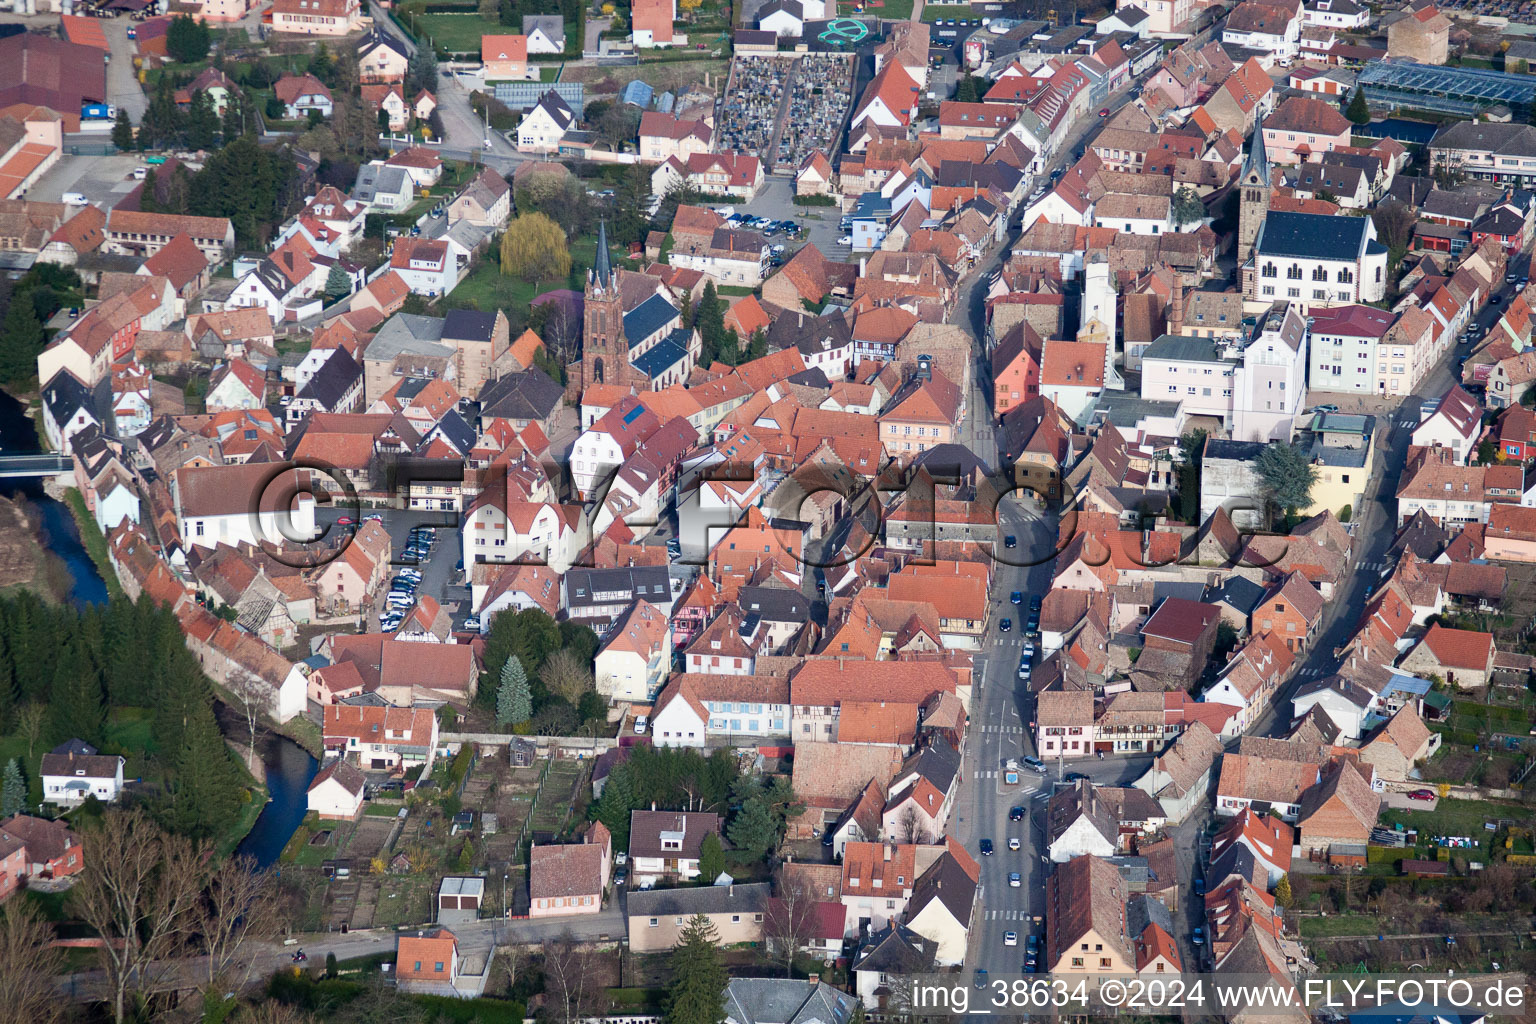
[396,928,488,998]
[529,824,611,917]
[628,809,723,886]
[40,741,125,807]
[306,757,366,820]
[627,883,770,953]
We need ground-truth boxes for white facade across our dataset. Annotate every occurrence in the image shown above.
[43,758,125,807]
[180,496,317,552]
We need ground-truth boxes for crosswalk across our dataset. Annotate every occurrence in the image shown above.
[1357,560,1391,573]
[985,909,1031,921]
[978,724,1028,735]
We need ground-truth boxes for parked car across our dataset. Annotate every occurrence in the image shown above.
[1194,876,1206,895]
[838,235,852,246]
[1004,535,1017,548]
[999,617,1012,632]
[633,715,648,734]
[1021,756,1047,775]
[1192,927,1205,945]
[974,970,988,990]
[1011,591,1023,604]
[1408,789,1436,801]
[463,616,481,632]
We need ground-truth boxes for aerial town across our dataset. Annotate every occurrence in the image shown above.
[5,0,1536,1015]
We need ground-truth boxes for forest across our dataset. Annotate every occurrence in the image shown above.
[0,592,251,842]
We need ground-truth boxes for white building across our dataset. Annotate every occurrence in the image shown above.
[517,91,576,154]
[1410,384,1483,465]
[41,743,125,807]
[306,758,366,819]
[1306,304,1397,395]
[174,462,318,552]
[1249,210,1389,308]
[1139,303,1308,443]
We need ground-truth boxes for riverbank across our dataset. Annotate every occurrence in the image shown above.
[57,487,125,601]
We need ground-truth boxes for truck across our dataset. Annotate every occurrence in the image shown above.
[81,103,116,121]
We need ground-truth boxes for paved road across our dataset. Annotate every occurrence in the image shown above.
[1249,253,1530,739]
[55,908,625,1002]
[101,16,149,122]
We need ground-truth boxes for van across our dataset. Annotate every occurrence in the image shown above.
[62,192,89,206]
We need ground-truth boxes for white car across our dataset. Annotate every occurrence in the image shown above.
[1004,931,1018,946]
[1008,837,1021,851]
[634,715,648,734]
[838,235,853,246]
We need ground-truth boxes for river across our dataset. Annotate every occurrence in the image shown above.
[0,389,314,867]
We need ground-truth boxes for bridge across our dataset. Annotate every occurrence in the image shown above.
[0,454,73,478]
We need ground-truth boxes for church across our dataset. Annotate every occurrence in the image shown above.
[564,223,702,401]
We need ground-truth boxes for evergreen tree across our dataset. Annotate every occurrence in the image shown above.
[1274,874,1294,909]
[727,796,777,858]
[222,92,245,142]
[324,263,352,299]
[310,43,335,86]
[111,109,135,152]
[693,282,725,365]
[697,831,725,882]
[166,13,212,64]
[666,916,728,1024]
[153,657,210,762]
[168,706,242,839]
[48,637,103,747]
[408,47,440,97]
[0,758,23,817]
[747,329,767,361]
[1344,88,1371,126]
[187,90,219,150]
[591,760,635,849]
[496,654,531,727]
[0,298,45,389]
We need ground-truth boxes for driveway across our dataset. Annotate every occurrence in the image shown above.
[101,16,148,121]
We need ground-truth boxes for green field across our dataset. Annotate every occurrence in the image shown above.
[920,3,972,19]
[408,12,507,53]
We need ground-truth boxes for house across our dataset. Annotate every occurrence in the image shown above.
[174,462,317,551]
[1261,96,1351,166]
[1413,384,1483,463]
[1045,854,1134,974]
[1296,759,1380,856]
[322,704,440,772]
[628,809,722,886]
[206,358,266,412]
[898,846,980,967]
[723,978,860,1024]
[1248,210,1389,308]
[525,14,566,53]
[1386,1,1450,65]
[881,739,962,843]
[482,34,533,80]
[851,924,938,1009]
[274,74,333,119]
[1359,705,1438,783]
[1046,780,1119,863]
[1037,689,1095,758]
[1215,752,1319,820]
[306,757,366,820]
[385,147,445,189]
[271,0,364,35]
[594,599,673,701]
[529,824,611,917]
[627,883,770,952]
[840,841,924,936]
[396,928,489,998]
[631,0,678,47]
[0,814,82,881]
[390,237,460,298]
[40,740,125,807]
[1253,572,1323,652]
[1398,623,1496,690]
[448,168,512,229]
[1208,809,1292,889]
[352,163,414,212]
[518,90,576,154]
[358,30,411,83]
[1133,721,1225,823]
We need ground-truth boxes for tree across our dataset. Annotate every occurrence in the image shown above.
[761,869,818,977]
[542,647,595,704]
[667,915,728,1024]
[0,297,44,389]
[166,14,211,64]
[727,796,777,858]
[225,668,268,774]
[542,934,599,1024]
[408,46,440,98]
[697,830,725,882]
[0,758,22,817]
[112,109,135,151]
[188,89,220,149]
[1171,186,1205,229]
[1175,428,1208,524]
[497,654,532,727]
[1254,441,1318,527]
[0,899,65,1024]
[693,281,726,365]
[1274,874,1294,909]
[168,705,245,839]
[1344,88,1371,125]
[500,212,571,283]
[194,856,279,1001]
[954,75,978,102]
[49,636,103,746]
[16,703,45,759]
[1478,439,1498,464]
[892,804,929,844]
[595,103,641,150]
[324,263,353,300]
[72,809,215,1024]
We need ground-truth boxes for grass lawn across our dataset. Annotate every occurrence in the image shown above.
[1379,796,1520,841]
[408,12,507,53]
[920,3,972,18]
[445,235,600,313]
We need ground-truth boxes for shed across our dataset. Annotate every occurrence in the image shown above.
[437,875,486,925]
[1400,858,1450,877]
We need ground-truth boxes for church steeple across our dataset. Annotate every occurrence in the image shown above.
[1241,128,1271,188]
[591,219,613,291]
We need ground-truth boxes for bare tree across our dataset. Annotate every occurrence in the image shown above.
[894,805,929,845]
[195,855,281,996]
[236,1003,315,1024]
[542,934,598,1024]
[70,809,215,1024]
[225,669,269,773]
[762,869,820,978]
[542,648,595,705]
[0,898,65,1024]
[497,942,531,992]
[16,703,45,760]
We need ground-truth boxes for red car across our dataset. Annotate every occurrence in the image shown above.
[336,516,355,525]
[1098,108,1110,117]
[1408,789,1436,801]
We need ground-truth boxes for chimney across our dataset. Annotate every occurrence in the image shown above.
[808,975,820,986]
[651,801,657,811]
[1168,281,1185,334]
[885,843,893,861]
